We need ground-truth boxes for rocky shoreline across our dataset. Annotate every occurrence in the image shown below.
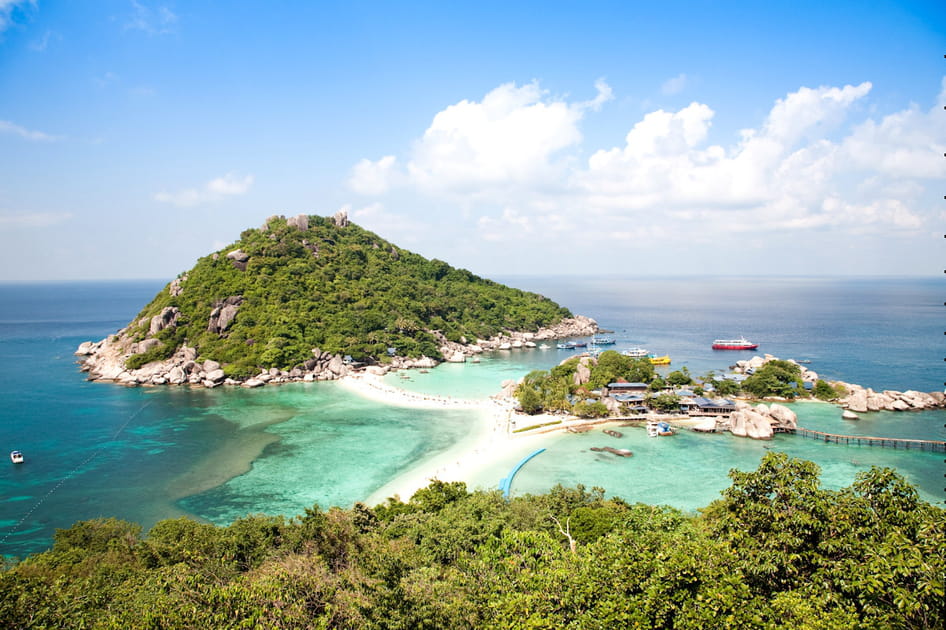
[729,353,946,413]
[74,316,599,388]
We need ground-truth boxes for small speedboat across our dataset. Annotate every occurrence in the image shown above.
[556,343,572,350]
[10,450,24,464]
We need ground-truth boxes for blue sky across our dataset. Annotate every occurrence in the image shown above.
[1,1,944,281]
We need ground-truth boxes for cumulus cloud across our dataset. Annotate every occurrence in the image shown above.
[0,119,60,142]
[154,173,254,207]
[349,79,942,252]
[351,80,611,198]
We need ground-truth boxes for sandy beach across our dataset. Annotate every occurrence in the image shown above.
[338,372,527,503]
[339,372,708,504]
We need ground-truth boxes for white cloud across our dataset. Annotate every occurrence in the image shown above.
[349,79,943,260]
[0,119,60,142]
[349,155,398,195]
[30,29,58,51]
[124,1,177,35]
[763,82,871,144]
[0,0,32,34]
[0,211,72,227]
[661,73,688,95]
[155,173,254,207]
[351,80,611,198]
[578,78,615,112]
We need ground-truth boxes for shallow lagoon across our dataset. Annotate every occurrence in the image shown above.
[1,278,943,558]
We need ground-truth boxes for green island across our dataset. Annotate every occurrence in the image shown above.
[96,212,572,378]
[514,354,847,417]
[2,453,942,629]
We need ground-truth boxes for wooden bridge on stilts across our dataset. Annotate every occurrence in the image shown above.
[792,427,945,453]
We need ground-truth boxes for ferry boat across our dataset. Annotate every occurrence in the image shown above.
[556,343,572,350]
[593,336,616,345]
[568,341,587,348]
[10,450,24,464]
[712,337,758,350]
[648,355,671,365]
[622,347,649,358]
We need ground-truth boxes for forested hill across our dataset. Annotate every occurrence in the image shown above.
[117,212,571,377]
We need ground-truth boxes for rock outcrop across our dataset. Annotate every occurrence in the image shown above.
[732,354,945,413]
[207,296,243,335]
[836,382,945,412]
[726,402,796,440]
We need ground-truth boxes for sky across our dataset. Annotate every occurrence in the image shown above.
[0,0,944,282]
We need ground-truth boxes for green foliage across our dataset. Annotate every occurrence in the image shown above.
[812,379,837,400]
[573,400,609,418]
[665,367,692,386]
[741,360,805,399]
[124,215,571,371]
[712,378,742,397]
[2,458,942,629]
[124,341,175,369]
[515,369,573,414]
[647,392,681,412]
[587,350,655,389]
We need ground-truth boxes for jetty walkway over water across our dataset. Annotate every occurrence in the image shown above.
[792,427,945,453]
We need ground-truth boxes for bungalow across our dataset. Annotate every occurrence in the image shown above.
[605,382,649,396]
[687,396,736,416]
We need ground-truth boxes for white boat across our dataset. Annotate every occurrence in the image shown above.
[10,450,24,464]
[622,347,649,358]
[538,343,551,350]
[646,421,659,437]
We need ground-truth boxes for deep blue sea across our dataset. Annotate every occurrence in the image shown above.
[1,277,943,559]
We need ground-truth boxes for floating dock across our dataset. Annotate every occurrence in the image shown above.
[498,448,546,499]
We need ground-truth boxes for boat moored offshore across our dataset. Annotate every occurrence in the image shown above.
[712,337,758,350]
[10,450,24,464]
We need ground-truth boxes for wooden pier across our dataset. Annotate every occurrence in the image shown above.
[792,427,945,452]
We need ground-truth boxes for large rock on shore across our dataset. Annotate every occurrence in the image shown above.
[837,383,945,412]
[847,389,869,413]
[727,402,795,440]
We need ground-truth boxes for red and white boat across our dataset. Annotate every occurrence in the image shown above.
[712,337,758,350]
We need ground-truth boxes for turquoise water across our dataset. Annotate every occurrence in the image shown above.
[1,278,943,558]
[464,403,944,510]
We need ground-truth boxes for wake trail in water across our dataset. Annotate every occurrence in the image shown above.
[1,400,153,550]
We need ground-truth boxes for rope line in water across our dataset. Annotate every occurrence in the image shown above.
[1,400,153,549]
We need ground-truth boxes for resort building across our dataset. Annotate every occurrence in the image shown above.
[686,396,737,416]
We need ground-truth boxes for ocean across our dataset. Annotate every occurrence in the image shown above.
[1,277,943,559]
